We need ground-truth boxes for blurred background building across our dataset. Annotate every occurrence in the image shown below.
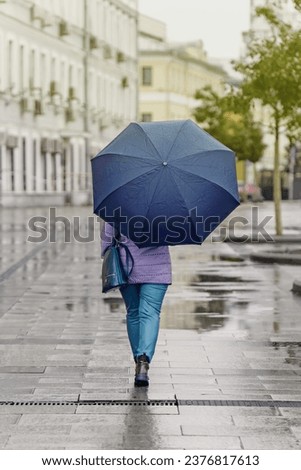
[1,0,299,208]
[138,14,226,122]
[0,0,138,207]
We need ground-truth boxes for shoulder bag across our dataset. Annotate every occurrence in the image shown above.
[101,226,134,293]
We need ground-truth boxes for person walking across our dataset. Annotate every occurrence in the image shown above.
[101,221,172,387]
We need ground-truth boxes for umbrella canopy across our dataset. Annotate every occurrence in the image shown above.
[91,119,240,247]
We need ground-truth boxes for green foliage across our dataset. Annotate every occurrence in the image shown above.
[234,3,301,126]
[294,0,301,12]
[193,86,265,164]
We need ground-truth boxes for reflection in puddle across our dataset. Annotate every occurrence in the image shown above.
[191,273,244,283]
[161,298,229,332]
[272,342,301,367]
[103,297,124,313]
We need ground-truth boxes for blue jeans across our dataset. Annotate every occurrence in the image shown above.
[119,283,169,363]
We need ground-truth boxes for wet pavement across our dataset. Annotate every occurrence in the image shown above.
[0,202,301,449]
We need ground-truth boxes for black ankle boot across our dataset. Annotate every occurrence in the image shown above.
[134,354,149,387]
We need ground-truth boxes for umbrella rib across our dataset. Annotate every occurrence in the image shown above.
[144,169,166,221]
[171,166,240,203]
[168,167,192,215]
[165,120,188,161]
[135,123,164,162]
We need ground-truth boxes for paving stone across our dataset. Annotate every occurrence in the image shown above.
[279,408,301,418]
[178,406,280,417]
[0,424,71,435]
[18,414,126,425]
[240,436,301,450]
[0,405,77,414]
[0,415,21,425]
[181,424,292,437]
[150,435,242,450]
[76,405,178,415]
[70,422,182,436]
[4,436,70,450]
[0,367,45,373]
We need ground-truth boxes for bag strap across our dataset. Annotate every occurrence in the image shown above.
[118,241,134,277]
[113,224,134,277]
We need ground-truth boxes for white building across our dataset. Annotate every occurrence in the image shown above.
[0,0,138,207]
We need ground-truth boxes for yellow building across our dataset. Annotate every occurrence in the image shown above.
[138,14,245,184]
[138,15,226,121]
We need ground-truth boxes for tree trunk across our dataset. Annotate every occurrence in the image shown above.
[273,114,283,235]
[253,162,258,186]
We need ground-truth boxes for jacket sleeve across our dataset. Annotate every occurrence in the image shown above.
[100,222,114,258]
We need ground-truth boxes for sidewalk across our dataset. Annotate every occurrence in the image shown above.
[1,205,301,449]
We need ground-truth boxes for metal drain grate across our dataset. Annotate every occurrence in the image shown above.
[1,399,301,407]
[0,400,177,407]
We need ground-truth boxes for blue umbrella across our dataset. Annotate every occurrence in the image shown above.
[91,119,240,247]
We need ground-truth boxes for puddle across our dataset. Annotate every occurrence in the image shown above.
[271,342,301,367]
[161,298,229,332]
[103,297,124,313]
[191,273,244,283]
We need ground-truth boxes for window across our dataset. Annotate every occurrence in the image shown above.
[142,66,152,86]
[29,49,35,89]
[22,137,26,191]
[141,113,152,122]
[8,40,13,90]
[33,139,36,191]
[10,148,14,191]
[20,45,24,91]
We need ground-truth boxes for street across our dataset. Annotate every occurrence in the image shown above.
[0,201,301,449]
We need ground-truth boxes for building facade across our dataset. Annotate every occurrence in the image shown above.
[0,0,138,207]
[138,15,248,184]
[138,14,226,123]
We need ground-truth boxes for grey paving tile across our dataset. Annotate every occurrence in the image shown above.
[0,367,45,373]
[0,435,10,449]
[0,405,77,414]
[181,424,292,437]
[175,390,273,399]
[4,436,70,450]
[19,414,126,425]
[240,436,301,450]
[0,415,21,425]
[66,435,124,449]
[271,394,301,400]
[0,424,71,435]
[279,408,301,418]
[152,435,242,450]
[76,405,178,415]
[71,422,181,436]
[178,406,280,417]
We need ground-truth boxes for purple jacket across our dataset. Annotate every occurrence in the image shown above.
[100,222,172,285]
